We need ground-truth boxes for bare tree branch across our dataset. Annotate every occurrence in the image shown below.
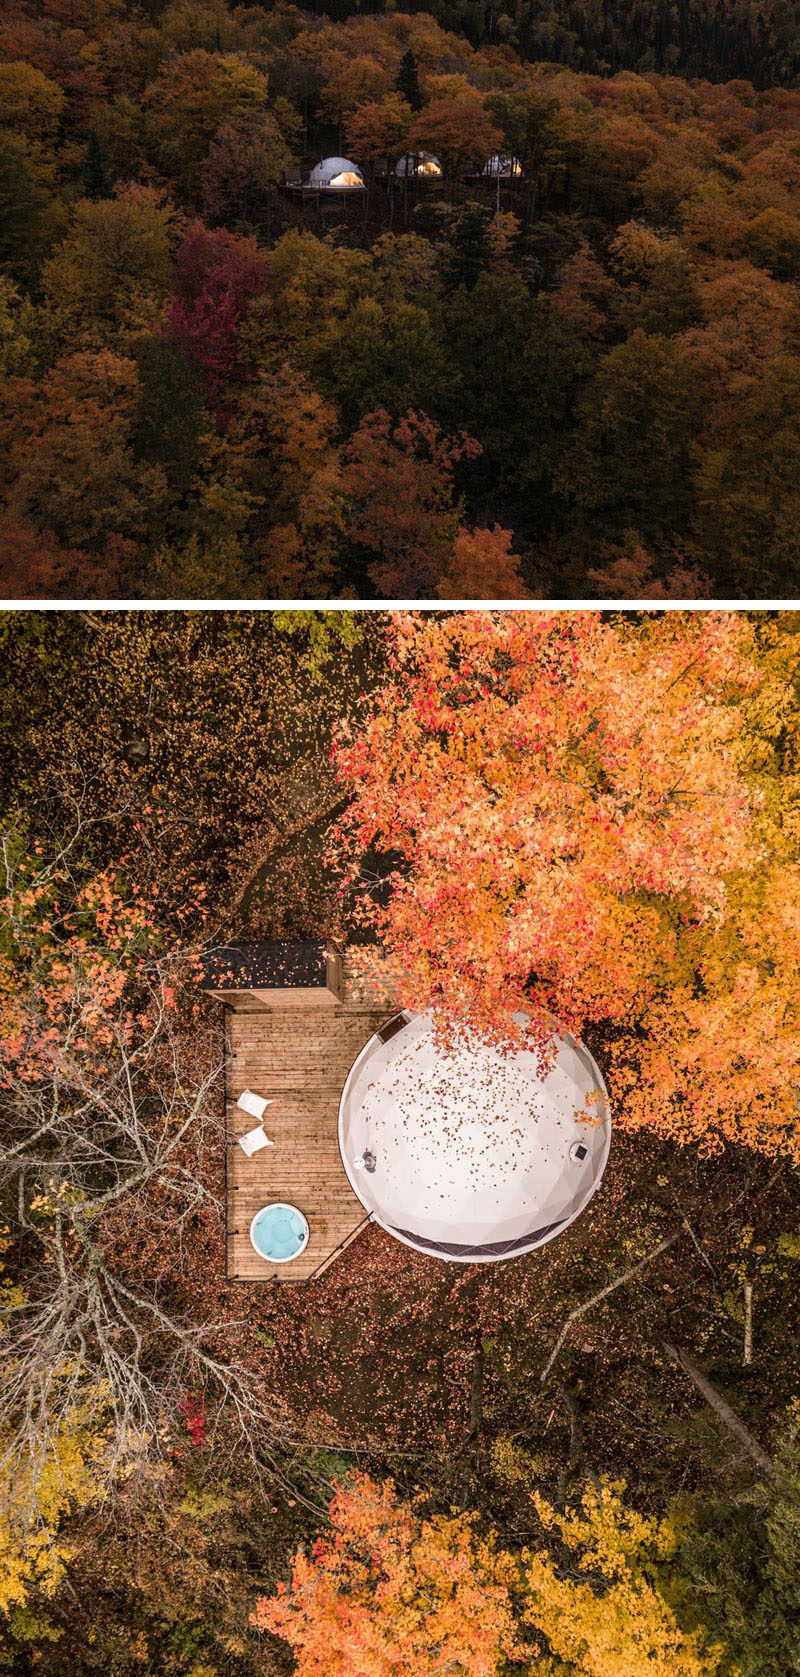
[539,1231,683,1384]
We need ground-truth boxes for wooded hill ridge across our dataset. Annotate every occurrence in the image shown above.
[1,0,800,599]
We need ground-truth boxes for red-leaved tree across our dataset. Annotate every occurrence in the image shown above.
[167,222,269,394]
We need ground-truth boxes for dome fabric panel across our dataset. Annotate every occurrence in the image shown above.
[394,151,443,177]
[308,156,365,188]
[338,1011,611,1264]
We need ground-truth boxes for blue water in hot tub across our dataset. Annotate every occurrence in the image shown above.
[250,1203,308,1262]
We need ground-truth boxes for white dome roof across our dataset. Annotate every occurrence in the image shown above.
[394,150,442,178]
[338,1011,611,1263]
[308,155,364,189]
[483,153,522,177]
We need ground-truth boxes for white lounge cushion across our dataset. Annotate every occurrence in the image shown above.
[238,1125,274,1157]
[237,1089,273,1121]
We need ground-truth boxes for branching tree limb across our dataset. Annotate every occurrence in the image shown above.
[0,828,305,1527]
[539,1231,683,1384]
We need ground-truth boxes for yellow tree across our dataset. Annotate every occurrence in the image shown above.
[0,1371,107,1615]
[523,1480,722,1677]
[41,184,176,346]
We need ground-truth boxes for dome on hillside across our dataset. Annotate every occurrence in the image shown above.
[394,150,443,177]
[338,1010,611,1264]
[482,153,522,178]
[308,156,365,189]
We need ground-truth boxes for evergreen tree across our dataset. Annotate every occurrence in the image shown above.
[444,204,492,290]
[672,1413,800,1677]
[0,134,53,284]
[134,336,204,495]
[82,130,110,200]
[396,48,423,112]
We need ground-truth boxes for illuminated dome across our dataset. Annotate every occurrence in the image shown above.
[308,156,365,189]
[483,153,522,177]
[338,1011,611,1263]
[394,150,443,177]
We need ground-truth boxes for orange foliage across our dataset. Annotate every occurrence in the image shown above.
[344,94,413,169]
[342,408,481,596]
[0,515,117,599]
[0,861,157,1089]
[438,525,531,599]
[410,95,502,176]
[333,612,800,1157]
[252,1473,523,1677]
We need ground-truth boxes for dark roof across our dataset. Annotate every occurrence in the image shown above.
[200,940,330,991]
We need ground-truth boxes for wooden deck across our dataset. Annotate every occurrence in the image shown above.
[224,955,394,1281]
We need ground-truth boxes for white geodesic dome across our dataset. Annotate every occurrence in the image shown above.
[308,156,365,189]
[482,153,522,177]
[394,150,443,177]
[338,1011,611,1263]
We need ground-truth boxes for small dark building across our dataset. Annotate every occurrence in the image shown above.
[200,940,343,1010]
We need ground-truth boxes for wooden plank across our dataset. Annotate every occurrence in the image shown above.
[225,951,394,1283]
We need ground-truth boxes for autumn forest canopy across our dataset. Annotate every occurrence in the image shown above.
[2,0,800,599]
[1,607,799,1676]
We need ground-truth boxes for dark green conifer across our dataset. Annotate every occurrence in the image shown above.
[444,204,491,290]
[83,130,110,200]
[396,49,423,112]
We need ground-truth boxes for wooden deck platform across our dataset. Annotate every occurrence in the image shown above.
[224,955,394,1281]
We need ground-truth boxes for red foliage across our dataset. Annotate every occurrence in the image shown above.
[167,222,269,395]
[178,1390,207,1448]
[0,516,121,599]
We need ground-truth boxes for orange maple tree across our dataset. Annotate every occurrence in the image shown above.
[409,95,502,182]
[251,1472,523,1677]
[437,525,531,600]
[342,408,481,596]
[333,611,800,1158]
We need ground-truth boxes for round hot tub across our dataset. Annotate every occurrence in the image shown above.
[249,1203,309,1264]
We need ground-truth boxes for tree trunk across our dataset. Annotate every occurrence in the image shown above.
[556,1382,583,1505]
[663,1342,775,1480]
[469,1342,484,1439]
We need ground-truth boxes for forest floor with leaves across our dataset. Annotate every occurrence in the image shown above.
[175,1119,799,1518]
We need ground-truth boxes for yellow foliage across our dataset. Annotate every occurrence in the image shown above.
[608,220,687,279]
[487,211,521,264]
[179,1484,233,1520]
[0,61,65,162]
[0,1390,107,1614]
[0,1229,25,1325]
[523,1481,724,1677]
[41,185,176,343]
[490,1433,547,1485]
